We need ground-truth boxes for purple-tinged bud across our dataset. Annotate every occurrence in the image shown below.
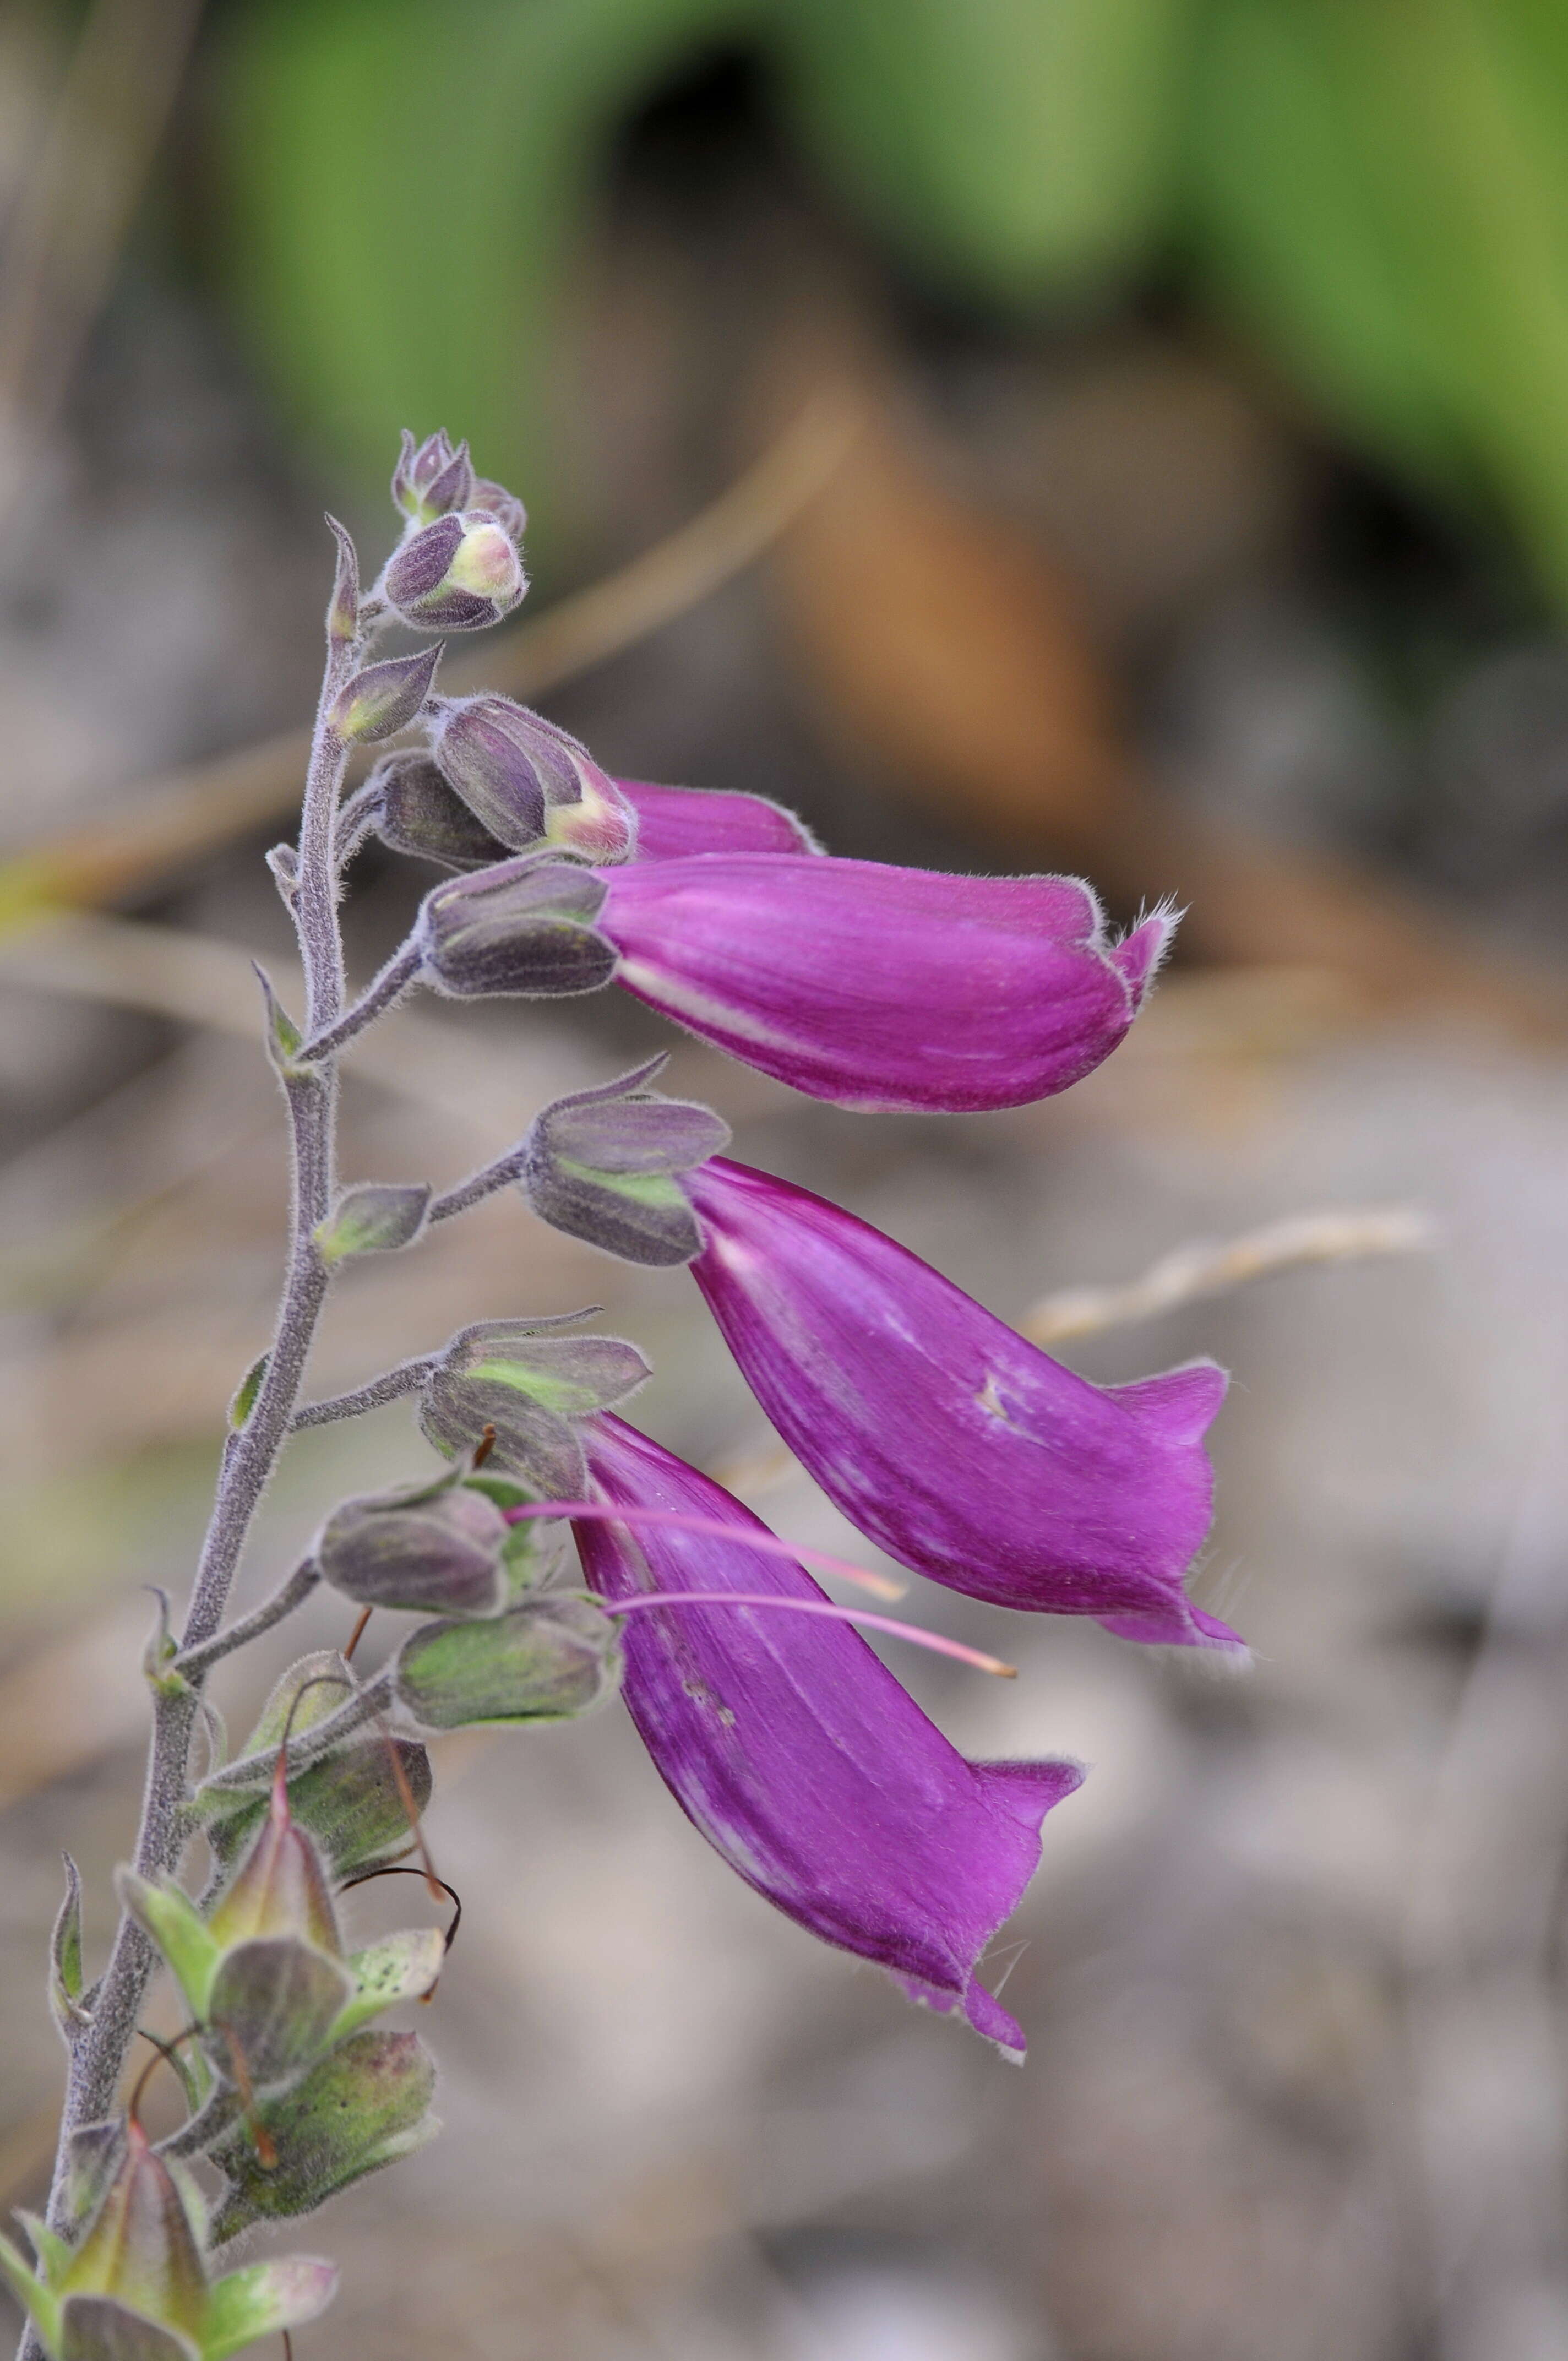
[316,1469,509,1618]
[419,1314,650,1495]
[391,428,473,522]
[429,695,636,859]
[471,477,527,542]
[394,1595,621,1729]
[431,695,572,841]
[328,643,442,746]
[210,2031,436,2238]
[368,752,509,870]
[520,1056,729,1266]
[380,510,526,631]
[415,854,616,999]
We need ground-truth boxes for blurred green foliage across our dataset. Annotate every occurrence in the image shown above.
[214,0,1568,603]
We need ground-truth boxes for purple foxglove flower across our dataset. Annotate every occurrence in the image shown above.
[614,779,821,861]
[684,1158,1237,1651]
[574,1415,1082,2055]
[592,856,1172,1111]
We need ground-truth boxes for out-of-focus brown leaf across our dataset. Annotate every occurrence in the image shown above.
[764,329,1568,1047]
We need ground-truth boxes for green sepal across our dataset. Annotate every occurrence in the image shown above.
[58,2297,197,2361]
[394,1594,621,1729]
[313,1183,431,1266]
[209,2031,437,2237]
[202,2259,337,2361]
[114,1872,221,2021]
[330,1928,445,2044]
[202,1939,354,2098]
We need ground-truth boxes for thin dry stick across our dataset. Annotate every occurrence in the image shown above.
[0,395,861,929]
[712,1206,1435,1498]
[1021,1205,1437,1346]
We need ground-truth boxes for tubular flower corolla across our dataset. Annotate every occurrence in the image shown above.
[574,1416,1082,2057]
[683,1158,1237,1652]
[592,856,1173,1111]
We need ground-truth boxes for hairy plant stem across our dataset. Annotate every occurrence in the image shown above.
[34,586,362,2260]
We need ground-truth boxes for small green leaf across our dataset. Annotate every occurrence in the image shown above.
[227,1354,269,1433]
[253,965,306,1079]
[313,1182,431,1266]
[50,1855,89,2042]
[203,2257,337,2361]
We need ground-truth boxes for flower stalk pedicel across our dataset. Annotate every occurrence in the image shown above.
[20,427,1239,2359]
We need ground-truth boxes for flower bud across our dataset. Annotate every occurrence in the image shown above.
[316,1470,509,1618]
[391,428,473,522]
[328,644,442,745]
[368,752,509,870]
[205,1781,341,1957]
[211,2031,437,2239]
[521,1057,729,1266]
[0,2117,339,2361]
[472,476,527,541]
[380,510,526,631]
[416,854,617,999]
[395,1596,621,1728]
[59,2122,208,2346]
[198,1735,433,1884]
[420,1314,650,1496]
[430,695,634,858]
[313,1183,431,1266]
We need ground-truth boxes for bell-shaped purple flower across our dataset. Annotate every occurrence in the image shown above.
[574,1415,1082,2056]
[593,856,1172,1111]
[615,779,821,861]
[684,1158,1238,1651]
